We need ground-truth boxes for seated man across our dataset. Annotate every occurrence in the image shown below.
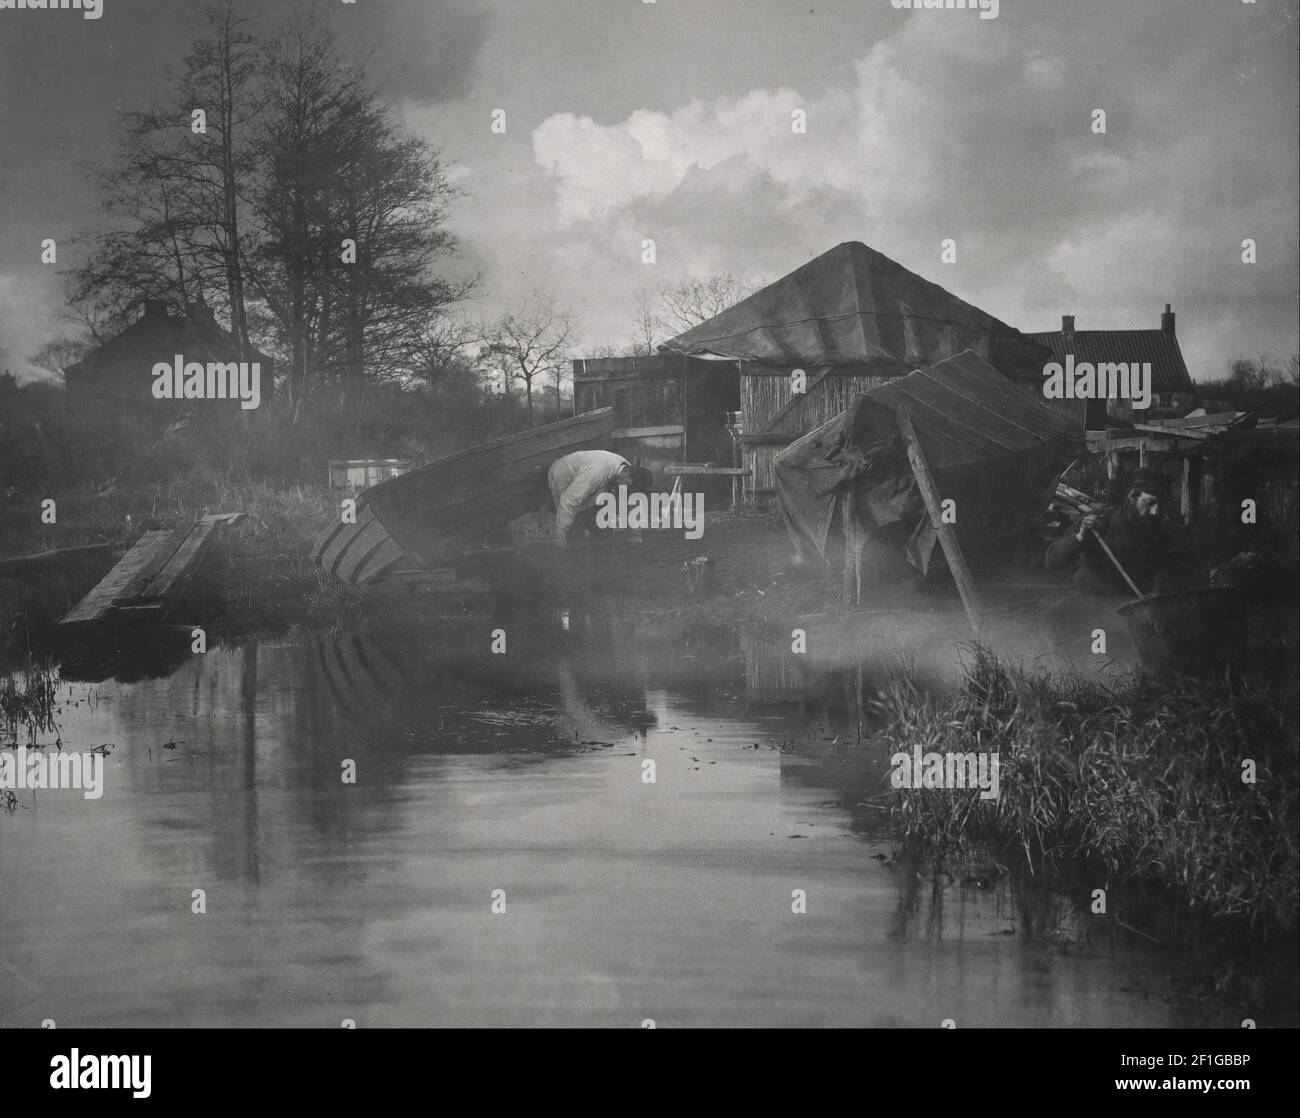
[1045,467,1176,597]
[547,450,652,548]
[1042,467,1176,656]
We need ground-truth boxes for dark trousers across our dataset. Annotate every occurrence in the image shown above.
[565,506,603,544]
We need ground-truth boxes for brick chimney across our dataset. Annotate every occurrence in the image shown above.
[187,302,217,328]
[142,299,169,320]
[1061,314,1075,345]
[1161,304,1175,336]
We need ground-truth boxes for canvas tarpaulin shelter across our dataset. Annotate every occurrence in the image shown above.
[774,349,1074,586]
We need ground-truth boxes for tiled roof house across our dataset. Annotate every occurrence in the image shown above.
[1028,305,1196,429]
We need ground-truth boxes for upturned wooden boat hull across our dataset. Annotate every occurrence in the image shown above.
[312,408,616,585]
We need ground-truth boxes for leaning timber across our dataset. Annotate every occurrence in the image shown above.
[312,407,617,586]
[0,543,113,578]
[59,514,244,628]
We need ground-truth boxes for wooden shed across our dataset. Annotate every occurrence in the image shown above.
[571,352,740,485]
[658,242,1052,498]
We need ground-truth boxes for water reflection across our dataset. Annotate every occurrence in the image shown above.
[0,613,1195,1028]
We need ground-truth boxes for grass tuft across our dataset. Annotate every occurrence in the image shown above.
[876,646,1299,940]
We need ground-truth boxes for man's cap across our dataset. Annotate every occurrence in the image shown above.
[1131,467,1172,497]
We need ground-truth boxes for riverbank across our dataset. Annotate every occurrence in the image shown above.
[0,477,887,661]
[876,646,1299,1022]
[1,476,351,661]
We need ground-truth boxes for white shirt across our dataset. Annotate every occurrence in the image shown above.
[547,450,632,545]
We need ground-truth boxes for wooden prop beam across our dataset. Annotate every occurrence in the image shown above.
[894,406,984,637]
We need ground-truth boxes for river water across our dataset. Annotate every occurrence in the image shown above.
[1,611,1196,1027]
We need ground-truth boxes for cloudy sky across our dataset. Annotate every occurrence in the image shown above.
[1,0,1297,383]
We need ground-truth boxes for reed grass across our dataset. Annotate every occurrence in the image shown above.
[0,656,59,747]
[876,646,1299,940]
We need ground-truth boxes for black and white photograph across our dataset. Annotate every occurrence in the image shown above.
[1,0,1297,1077]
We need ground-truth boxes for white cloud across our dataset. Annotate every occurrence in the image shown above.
[533,87,859,226]
[510,8,1295,368]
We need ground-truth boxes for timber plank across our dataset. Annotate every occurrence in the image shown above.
[117,525,193,603]
[896,406,985,637]
[139,518,221,602]
[60,531,174,625]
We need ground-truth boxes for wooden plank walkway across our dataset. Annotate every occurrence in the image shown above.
[59,514,244,627]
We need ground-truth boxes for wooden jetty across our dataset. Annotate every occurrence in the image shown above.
[60,513,244,628]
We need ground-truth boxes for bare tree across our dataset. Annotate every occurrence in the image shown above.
[549,363,568,418]
[403,313,481,391]
[70,2,265,350]
[483,299,576,426]
[655,272,761,336]
[630,289,657,355]
[179,0,266,358]
[1228,357,1270,394]
[29,336,94,380]
[240,19,469,426]
[70,9,470,430]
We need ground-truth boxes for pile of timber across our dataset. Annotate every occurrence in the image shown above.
[1036,482,1107,544]
[1051,482,1105,519]
[60,513,244,628]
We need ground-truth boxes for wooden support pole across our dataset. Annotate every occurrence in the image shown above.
[1106,450,1122,500]
[895,406,984,637]
[841,486,857,614]
[1181,455,1201,525]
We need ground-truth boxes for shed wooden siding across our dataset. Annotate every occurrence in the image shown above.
[610,431,684,480]
[573,354,739,472]
[576,376,683,429]
[573,355,686,430]
[741,370,891,492]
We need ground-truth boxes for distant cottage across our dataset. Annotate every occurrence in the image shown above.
[63,300,273,447]
[1028,305,1195,429]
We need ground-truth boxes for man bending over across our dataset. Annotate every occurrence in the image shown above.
[547,450,652,548]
